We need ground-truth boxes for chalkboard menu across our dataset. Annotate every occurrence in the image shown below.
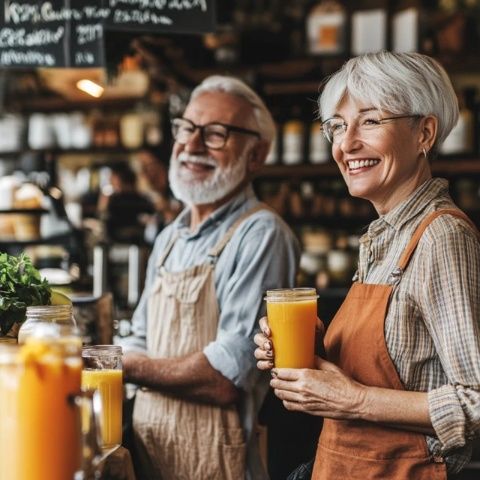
[0,0,216,68]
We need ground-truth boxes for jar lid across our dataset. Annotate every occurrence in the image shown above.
[82,345,123,357]
[265,287,318,302]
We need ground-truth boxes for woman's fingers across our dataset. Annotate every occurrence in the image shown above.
[253,331,268,348]
[259,316,271,336]
[254,317,274,371]
[256,359,274,370]
[271,368,300,381]
[254,344,273,361]
[315,356,341,372]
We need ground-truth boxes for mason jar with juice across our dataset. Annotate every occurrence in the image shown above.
[82,345,123,450]
[0,323,102,480]
[265,288,318,368]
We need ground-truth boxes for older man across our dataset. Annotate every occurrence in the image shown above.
[121,76,300,480]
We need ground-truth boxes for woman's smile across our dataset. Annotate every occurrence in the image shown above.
[346,158,381,173]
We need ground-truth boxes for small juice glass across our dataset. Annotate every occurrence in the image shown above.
[82,345,123,450]
[265,288,318,368]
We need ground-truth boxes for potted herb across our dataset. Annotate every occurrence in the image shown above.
[0,253,51,338]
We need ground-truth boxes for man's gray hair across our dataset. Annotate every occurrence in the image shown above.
[319,51,459,154]
[191,75,276,143]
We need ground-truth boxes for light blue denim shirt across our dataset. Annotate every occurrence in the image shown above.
[120,184,300,480]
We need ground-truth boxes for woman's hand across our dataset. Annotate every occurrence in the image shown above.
[270,356,367,420]
[254,316,274,370]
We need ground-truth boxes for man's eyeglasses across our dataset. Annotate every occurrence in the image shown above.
[171,118,261,150]
[321,114,422,144]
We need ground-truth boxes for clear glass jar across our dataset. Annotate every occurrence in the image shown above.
[18,304,76,344]
[82,345,123,450]
[0,323,103,480]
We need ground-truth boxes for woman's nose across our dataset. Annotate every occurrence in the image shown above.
[338,124,362,152]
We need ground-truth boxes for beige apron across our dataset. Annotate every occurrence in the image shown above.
[133,205,265,480]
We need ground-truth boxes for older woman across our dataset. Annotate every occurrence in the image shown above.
[255,51,480,479]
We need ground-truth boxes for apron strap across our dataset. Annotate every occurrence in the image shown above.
[207,203,270,261]
[155,232,180,269]
[397,208,480,273]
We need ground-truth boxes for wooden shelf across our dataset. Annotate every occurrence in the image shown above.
[7,95,145,114]
[0,234,72,248]
[0,146,146,158]
[0,209,47,215]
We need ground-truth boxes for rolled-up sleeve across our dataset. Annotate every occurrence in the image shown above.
[421,225,480,453]
[204,217,299,391]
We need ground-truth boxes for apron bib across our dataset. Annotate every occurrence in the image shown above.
[133,205,265,480]
[313,209,478,480]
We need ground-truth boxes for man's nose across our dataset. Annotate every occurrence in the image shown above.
[184,128,206,154]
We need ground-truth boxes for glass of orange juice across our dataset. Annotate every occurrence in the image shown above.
[0,324,103,480]
[265,288,318,368]
[82,345,123,451]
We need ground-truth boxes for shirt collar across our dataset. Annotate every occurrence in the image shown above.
[173,184,256,238]
[366,178,450,238]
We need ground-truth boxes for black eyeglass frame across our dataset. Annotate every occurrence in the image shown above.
[321,114,423,143]
[171,117,261,150]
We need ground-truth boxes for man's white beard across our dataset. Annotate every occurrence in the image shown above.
[168,150,248,205]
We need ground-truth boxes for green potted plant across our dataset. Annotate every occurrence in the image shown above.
[0,252,52,340]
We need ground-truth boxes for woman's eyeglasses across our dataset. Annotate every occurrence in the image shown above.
[321,114,422,144]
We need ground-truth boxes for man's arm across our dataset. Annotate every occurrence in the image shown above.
[123,212,299,406]
[123,351,239,406]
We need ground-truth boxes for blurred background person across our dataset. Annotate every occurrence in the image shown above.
[99,160,154,244]
[136,146,182,243]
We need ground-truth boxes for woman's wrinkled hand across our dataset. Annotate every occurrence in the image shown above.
[269,356,366,420]
[254,316,274,370]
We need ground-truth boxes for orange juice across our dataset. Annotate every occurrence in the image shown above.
[0,346,21,480]
[82,368,123,448]
[266,288,318,368]
[0,337,82,480]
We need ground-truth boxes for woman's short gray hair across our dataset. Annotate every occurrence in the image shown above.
[319,51,459,154]
[191,75,276,143]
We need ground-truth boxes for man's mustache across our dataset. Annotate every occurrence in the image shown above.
[175,153,218,168]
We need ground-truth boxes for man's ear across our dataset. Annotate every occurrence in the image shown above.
[247,140,270,173]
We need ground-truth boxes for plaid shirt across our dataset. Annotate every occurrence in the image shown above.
[356,178,480,474]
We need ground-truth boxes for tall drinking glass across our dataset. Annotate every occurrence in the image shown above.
[265,288,318,368]
[0,324,102,480]
[82,345,123,451]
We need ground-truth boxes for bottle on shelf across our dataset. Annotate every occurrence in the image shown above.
[326,232,355,287]
[440,89,475,156]
[120,110,144,149]
[282,107,305,165]
[305,0,348,55]
[265,129,280,165]
[309,120,331,164]
[392,1,420,53]
[351,0,388,55]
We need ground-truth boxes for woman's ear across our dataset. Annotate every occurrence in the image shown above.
[418,115,437,152]
[247,140,270,173]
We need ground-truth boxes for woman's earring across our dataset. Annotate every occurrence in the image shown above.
[422,148,428,159]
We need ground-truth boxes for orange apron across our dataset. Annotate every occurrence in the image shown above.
[313,209,478,480]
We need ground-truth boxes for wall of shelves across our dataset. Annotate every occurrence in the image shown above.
[1,1,480,321]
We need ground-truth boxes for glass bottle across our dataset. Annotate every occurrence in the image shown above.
[306,0,347,55]
[18,304,76,344]
[440,90,474,156]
